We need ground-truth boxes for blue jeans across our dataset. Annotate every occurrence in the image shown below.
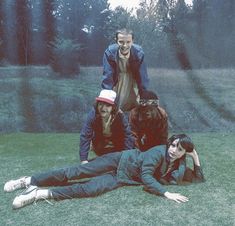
[30,152,123,200]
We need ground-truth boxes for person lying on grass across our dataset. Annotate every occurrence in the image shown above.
[4,134,204,209]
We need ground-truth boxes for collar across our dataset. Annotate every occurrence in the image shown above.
[165,151,171,163]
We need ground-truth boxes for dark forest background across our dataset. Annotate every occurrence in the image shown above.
[0,0,234,70]
[0,0,234,133]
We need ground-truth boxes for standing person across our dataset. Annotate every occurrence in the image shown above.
[4,134,205,209]
[79,89,134,164]
[102,28,149,112]
[129,90,168,151]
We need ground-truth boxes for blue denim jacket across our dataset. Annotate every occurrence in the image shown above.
[101,43,149,94]
[79,107,135,161]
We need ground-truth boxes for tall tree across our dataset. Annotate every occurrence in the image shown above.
[21,0,57,65]
[15,0,31,65]
[192,0,207,51]
[105,6,134,43]
[51,0,110,65]
[0,1,4,61]
[1,1,19,64]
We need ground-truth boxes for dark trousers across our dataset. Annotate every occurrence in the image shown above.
[31,152,123,200]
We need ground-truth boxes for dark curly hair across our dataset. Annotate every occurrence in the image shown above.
[140,90,159,100]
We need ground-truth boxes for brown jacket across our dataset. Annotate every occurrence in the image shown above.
[129,106,168,151]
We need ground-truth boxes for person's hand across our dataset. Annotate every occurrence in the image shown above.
[186,149,198,158]
[186,149,200,166]
[164,191,189,203]
[81,160,88,165]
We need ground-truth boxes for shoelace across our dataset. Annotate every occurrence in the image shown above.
[16,185,30,196]
[34,197,54,206]
[17,186,54,206]
[33,188,54,206]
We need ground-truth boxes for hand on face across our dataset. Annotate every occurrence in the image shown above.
[186,149,198,158]
[186,149,200,166]
[97,102,113,119]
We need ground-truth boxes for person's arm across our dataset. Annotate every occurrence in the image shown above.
[137,48,149,91]
[186,149,205,182]
[120,112,135,149]
[101,49,115,89]
[187,149,200,166]
[128,109,141,148]
[169,158,186,184]
[141,148,188,203]
[79,109,95,163]
[139,59,149,91]
[157,109,168,145]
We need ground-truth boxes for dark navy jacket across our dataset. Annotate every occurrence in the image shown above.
[101,43,149,94]
[117,145,187,195]
[79,107,135,161]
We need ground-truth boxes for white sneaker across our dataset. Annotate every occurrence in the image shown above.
[4,177,28,192]
[12,186,38,209]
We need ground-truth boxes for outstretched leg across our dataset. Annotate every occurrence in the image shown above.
[12,173,123,209]
[31,152,122,187]
[50,172,123,200]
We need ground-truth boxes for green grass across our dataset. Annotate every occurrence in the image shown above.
[0,133,234,226]
[0,66,102,132]
[0,66,235,132]
[148,68,235,132]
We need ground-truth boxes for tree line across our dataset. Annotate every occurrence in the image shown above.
[0,0,234,70]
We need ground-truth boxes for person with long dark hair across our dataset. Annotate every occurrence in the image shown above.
[79,89,134,164]
[4,134,204,209]
[129,90,168,151]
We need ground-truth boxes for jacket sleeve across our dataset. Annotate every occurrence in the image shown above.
[169,158,186,184]
[79,109,95,161]
[138,54,149,92]
[101,49,115,89]
[193,164,205,183]
[141,149,167,196]
[128,109,140,148]
[157,108,168,145]
[120,112,135,149]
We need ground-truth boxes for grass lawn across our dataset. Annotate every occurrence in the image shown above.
[0,133,234,226]
[1,66,235,132]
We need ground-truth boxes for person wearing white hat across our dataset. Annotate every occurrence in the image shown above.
[79,89,135,164]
